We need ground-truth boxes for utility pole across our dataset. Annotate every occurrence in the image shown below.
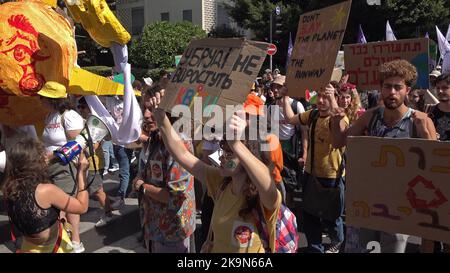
[269,11,273,72]
[269,6,281,72]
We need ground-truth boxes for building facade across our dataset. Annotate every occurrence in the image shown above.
[116,0,239,36]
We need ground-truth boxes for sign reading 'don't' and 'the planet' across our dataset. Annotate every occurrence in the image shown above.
[286,0,352,98]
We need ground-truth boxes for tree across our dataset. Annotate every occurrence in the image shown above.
[225,0,450,72]
[129,21,206,69]
[208,25,244,38]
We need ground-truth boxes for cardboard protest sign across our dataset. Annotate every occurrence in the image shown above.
[346,136,450,244]
[344,38,430,90]
[159,38,268,121]
[286,0,351,98]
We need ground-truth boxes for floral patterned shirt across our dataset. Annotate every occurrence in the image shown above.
[140,133,196,243]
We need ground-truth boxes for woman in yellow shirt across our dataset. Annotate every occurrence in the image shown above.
[141,91,281,253]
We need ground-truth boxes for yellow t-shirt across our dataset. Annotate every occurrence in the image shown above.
[299,110,348,178]
[205,167,281,253]
[88,146,105,171]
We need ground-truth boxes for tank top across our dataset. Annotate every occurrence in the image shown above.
[368,107,417,138]
[7,185,60,235]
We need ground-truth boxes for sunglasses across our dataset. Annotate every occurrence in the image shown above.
[77,104,88,109]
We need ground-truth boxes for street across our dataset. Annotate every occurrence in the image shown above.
[0,172,422,253]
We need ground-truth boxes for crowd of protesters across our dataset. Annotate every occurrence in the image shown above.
[1,58,449,254]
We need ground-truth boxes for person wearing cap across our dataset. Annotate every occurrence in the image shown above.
[144,89,283,253]
[268,75,305,153]
[268,76,306,195]
[429,69,441,90]
[262,69,274,91]
[38,81,86,253]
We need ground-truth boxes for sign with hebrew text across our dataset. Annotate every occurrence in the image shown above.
[286,0,351,98]
[159,38,268,121]
[344,38,430,90]
[346,137,450,244]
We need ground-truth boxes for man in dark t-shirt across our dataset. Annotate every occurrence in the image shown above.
[429,73,450,141]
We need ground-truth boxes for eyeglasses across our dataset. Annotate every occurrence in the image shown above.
[382,83,405,91]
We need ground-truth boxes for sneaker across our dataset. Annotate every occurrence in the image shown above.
[71,241,85,253]
[95,214,113,228]
[110,198,125,210]
[108,166,119,172]
[325,243,341,254]
[102,170,108,177]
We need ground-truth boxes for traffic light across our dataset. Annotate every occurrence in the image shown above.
[272,9,282,40]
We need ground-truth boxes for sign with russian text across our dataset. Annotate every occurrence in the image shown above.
[286,0,351,98]
[344,38,430,90]
[346,136,450,244]
[159,38,268,120]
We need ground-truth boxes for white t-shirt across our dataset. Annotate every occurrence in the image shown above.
[42,110,84,153]
[269,98,305,140]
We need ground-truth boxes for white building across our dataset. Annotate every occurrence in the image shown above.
[116,0,245,36]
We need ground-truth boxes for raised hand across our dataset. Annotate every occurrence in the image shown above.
[227,110,247,147]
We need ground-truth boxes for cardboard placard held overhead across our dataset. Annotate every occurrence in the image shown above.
[344,38,430,90]
[159,38,268,122]
[346,136,450,244]
[286,0,351,98]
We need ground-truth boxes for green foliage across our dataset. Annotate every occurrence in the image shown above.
[129,21,206,69]
[131,67,176,83]
[82,66,112,77]
[225,0,450,72]
[208,25,244,38]
[75,23,103,66]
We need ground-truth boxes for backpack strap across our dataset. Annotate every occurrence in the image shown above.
[308,109,320,176]
[51,220,63,253]
[3,198,19,251]
[252,205,271,253]
[291,99,299,115]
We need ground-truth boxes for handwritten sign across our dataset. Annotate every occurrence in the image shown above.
[159,38,268,120]
[346,136,450,244]
[286,0,351,98]
[344,38,430,90]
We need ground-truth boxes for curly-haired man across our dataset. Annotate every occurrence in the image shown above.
[329,59,437,253]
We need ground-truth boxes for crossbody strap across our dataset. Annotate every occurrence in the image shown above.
[309,110,344,184]
[252,206,271,252]
[308,110,320,176]
[52,220,63,253]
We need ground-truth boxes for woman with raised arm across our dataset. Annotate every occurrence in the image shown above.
[138,91,281,253]
[2,137,90,253]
